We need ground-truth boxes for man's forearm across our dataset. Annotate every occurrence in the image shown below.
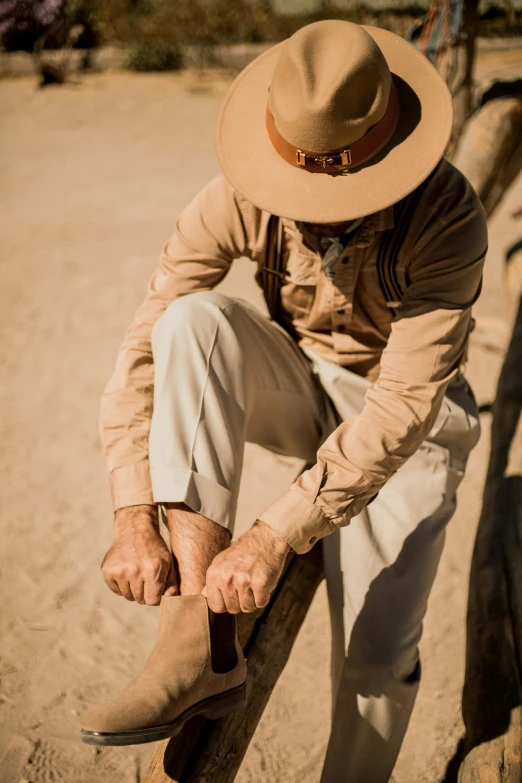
[114,503,158,528]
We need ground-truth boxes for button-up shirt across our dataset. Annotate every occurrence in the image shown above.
[100,158,487,554]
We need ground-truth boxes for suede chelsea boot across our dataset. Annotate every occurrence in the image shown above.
[81,594,247,746]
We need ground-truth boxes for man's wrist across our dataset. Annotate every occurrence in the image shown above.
[114,504,159,532]
[252,519,292,556]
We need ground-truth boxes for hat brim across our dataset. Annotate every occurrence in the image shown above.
[216,26,453,223]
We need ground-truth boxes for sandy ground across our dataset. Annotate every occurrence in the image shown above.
[0,56,521,783]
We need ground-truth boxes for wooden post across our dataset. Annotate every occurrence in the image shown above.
[505,239,522,320]
[413,0,479,158]
[144,545,324,783]
[459,293,522,782]
[447,0,480,158]
[453,93,522,217]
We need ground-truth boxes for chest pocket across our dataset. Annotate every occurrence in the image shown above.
[280,250,319,318]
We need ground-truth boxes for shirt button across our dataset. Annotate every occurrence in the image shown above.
[342,258,349,265]
[309,536,317,545]
[337,324,346,332]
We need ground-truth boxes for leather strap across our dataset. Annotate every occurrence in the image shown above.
[266,80,399,174]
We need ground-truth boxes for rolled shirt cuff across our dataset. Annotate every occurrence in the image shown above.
[110,461,155,512]
[258,488,336,555]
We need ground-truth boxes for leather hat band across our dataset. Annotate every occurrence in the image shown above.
[266,80,399,173]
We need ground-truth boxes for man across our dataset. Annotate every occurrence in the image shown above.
[81,19,486,783]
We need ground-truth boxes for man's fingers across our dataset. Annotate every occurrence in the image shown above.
[118,580,135,601]
[238,585,257,613]
[144,576,164,606]
[143,558,177,605]
[251,578,271,609]
[204,564,228,613]
[205,582,227,613]
[130,578,145,605]
[222,586,241,614]
[105,576,123,596]
[101,559,123,596]
[162,560,178,598]
[234,573,257,613]
[207,566,242,614]
[253,589,271,609]
[206,565,267,613]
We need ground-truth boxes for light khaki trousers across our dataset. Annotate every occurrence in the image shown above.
[149,291,480,783]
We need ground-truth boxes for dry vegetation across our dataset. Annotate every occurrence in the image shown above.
[2,0,521,67]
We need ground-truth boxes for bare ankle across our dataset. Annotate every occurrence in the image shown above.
[165,503,231,596]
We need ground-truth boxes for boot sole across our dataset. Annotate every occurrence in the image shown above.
[80,681,247,746]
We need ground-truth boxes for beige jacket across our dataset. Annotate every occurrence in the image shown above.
[100,158,487,553]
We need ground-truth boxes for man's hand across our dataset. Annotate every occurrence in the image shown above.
[204,521,291,614]
[101,505,177,606]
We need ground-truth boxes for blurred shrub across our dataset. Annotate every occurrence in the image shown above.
[479,4,522,36]
[86,0,423,48]
[2,0,519,54]
[126,40,182,70]
[94,0,287,47]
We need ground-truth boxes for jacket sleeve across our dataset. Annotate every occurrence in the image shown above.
[100,176,252,511]
[259,203,488,554]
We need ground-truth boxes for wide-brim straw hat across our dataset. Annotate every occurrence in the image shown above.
[216,20,453,223]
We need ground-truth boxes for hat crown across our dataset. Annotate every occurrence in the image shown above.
[268,20,392,153]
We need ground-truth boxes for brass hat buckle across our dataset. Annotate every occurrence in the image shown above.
[296,149,352,169]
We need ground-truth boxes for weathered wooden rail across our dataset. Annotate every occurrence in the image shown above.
[453,89,522,218]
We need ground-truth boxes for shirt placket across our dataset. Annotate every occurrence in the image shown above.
[331,246,355,347]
